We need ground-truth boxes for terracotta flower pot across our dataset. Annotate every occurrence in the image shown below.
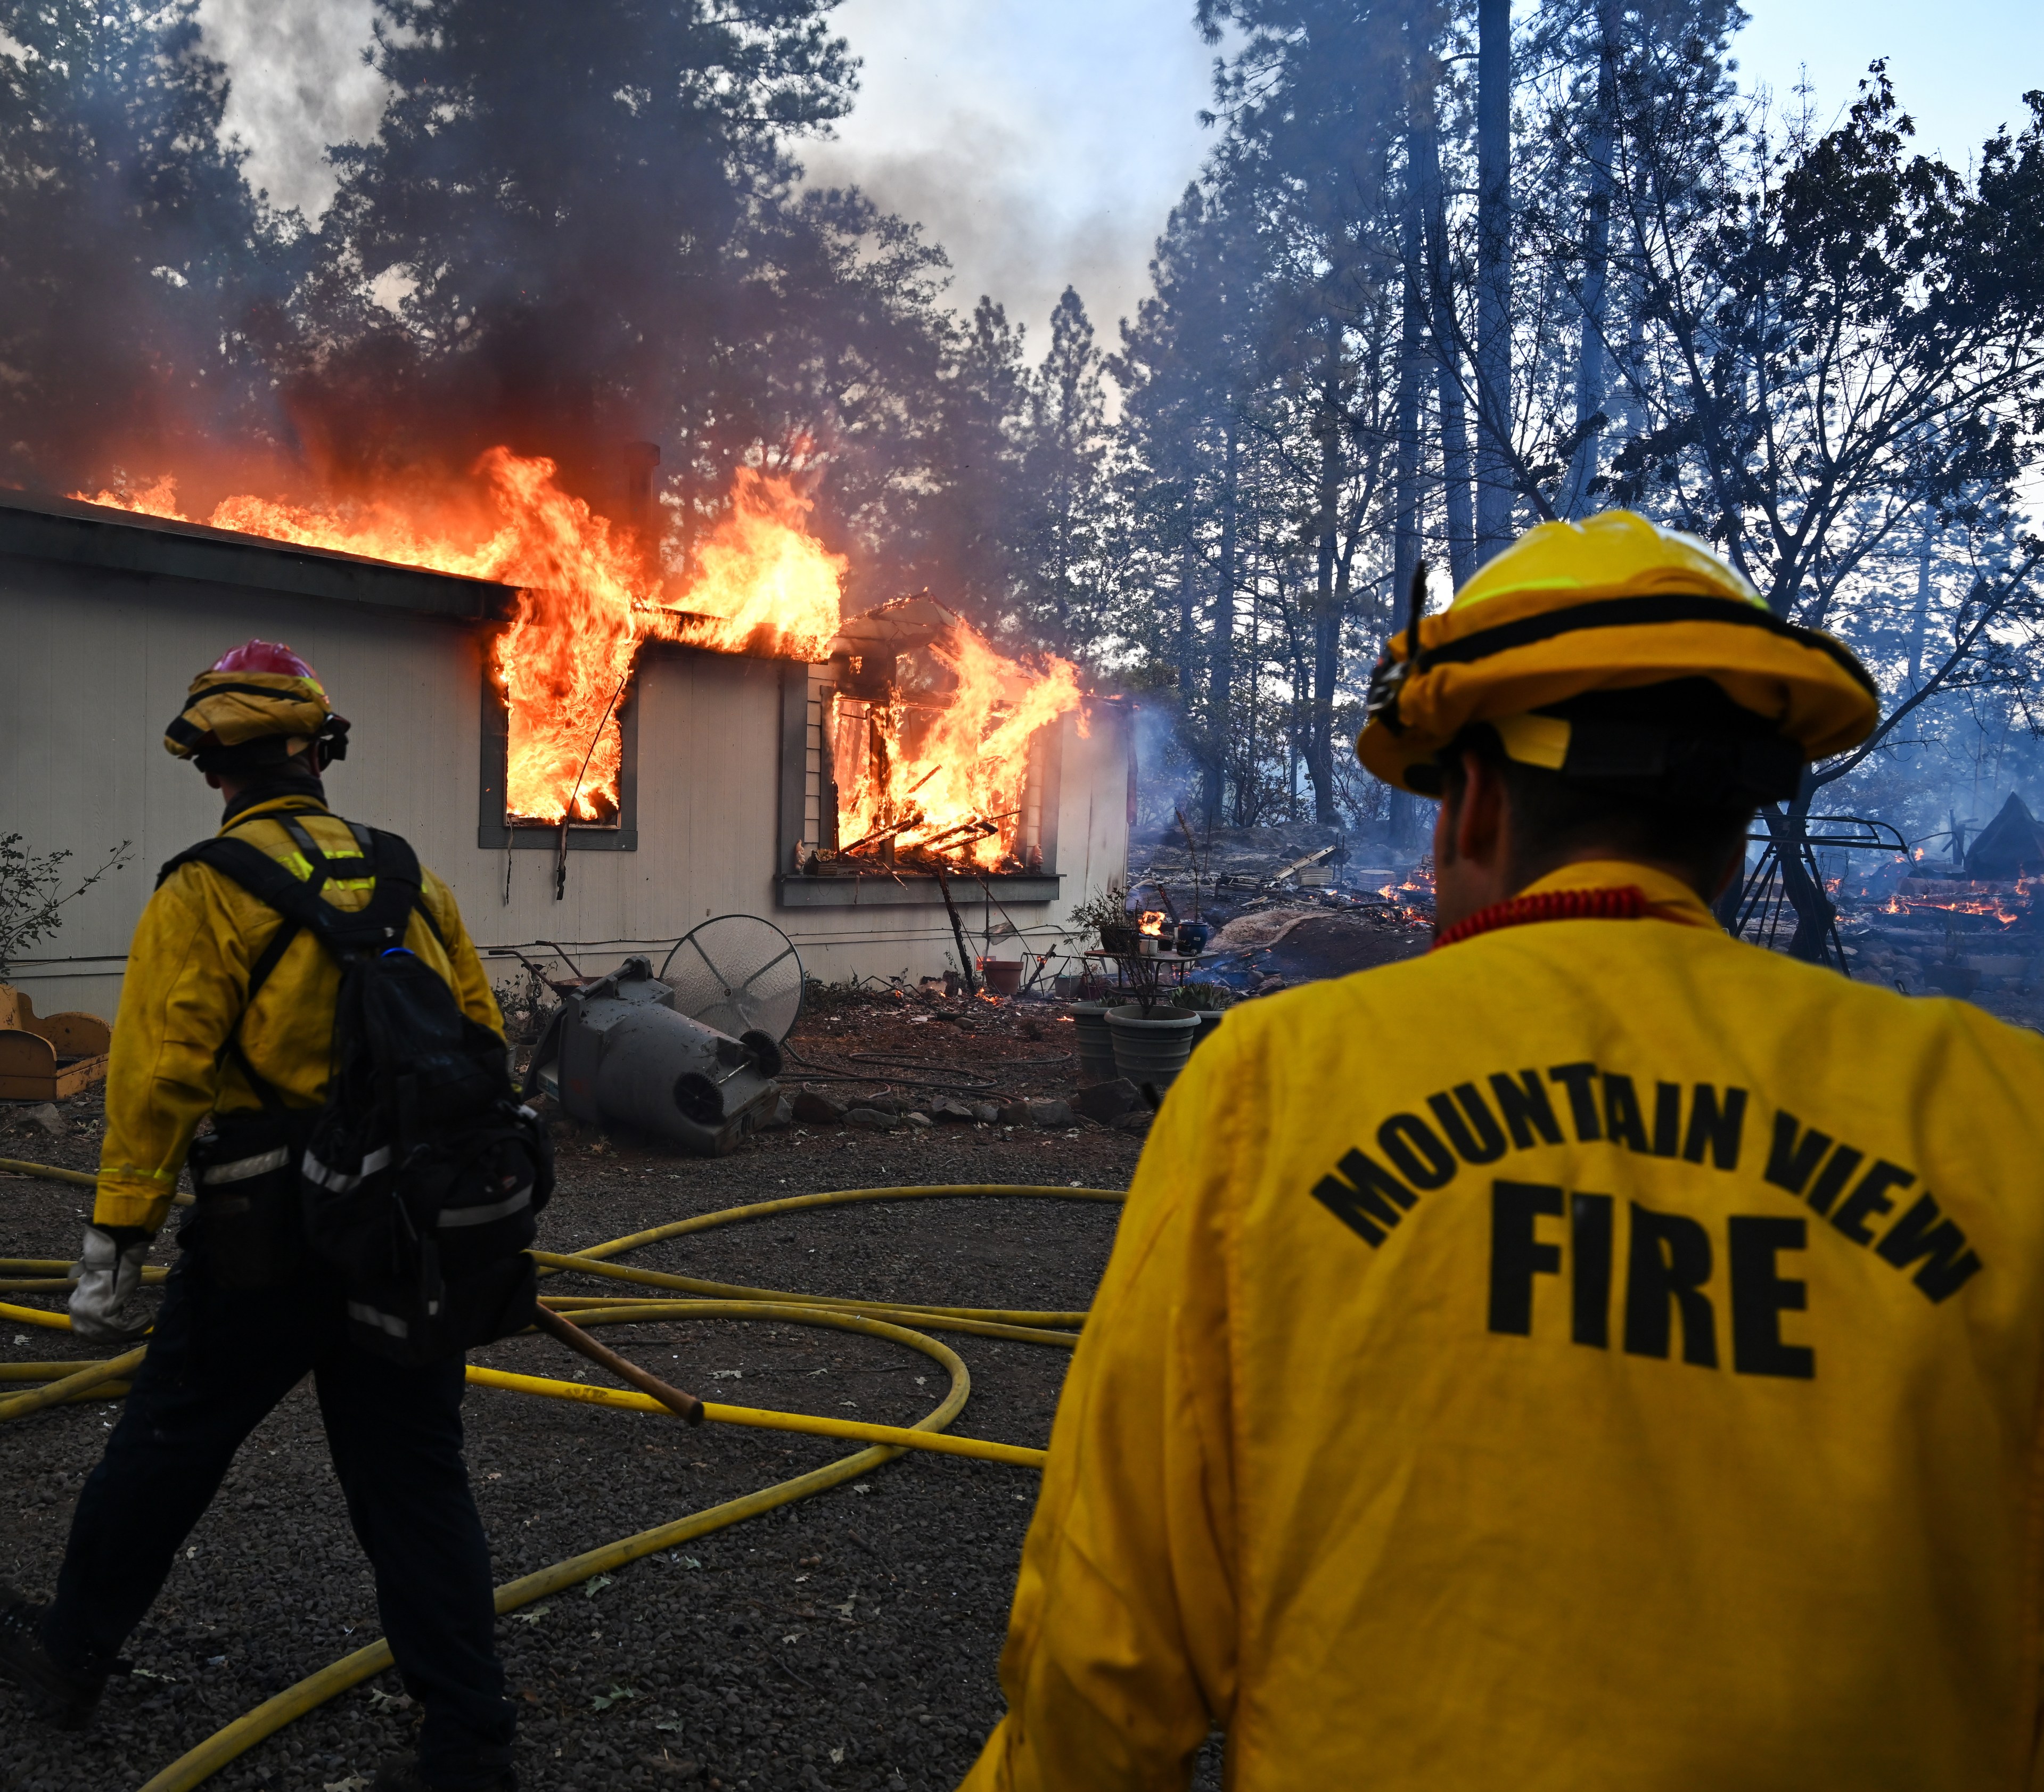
[979,958,1023,996]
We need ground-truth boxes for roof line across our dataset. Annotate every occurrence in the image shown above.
[0,488,518,623]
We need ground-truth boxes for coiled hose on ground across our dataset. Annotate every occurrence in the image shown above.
[0,1164,1121,1792]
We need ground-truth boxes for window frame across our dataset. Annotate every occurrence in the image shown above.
[774,660,1063,908]
[477,670,639,852]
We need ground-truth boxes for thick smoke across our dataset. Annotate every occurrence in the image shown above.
[3,3,870,537]
[0,2,294,495]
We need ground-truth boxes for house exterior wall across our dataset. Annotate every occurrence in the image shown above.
[1,522,1131,1022]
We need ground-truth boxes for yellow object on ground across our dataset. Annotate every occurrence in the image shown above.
[0,1298,75,1331]
[94,793,500,1231]
[468,1298,1050,1467]
[0,1346,148,1420]
[0,1157,96,1188]
[962,861,2044,1792]
[0,1180,1119,1789]
[1356,509,1880,792]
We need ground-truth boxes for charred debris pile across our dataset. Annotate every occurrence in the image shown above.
[1823,795,2044,1005]
[1124,822,1433,993]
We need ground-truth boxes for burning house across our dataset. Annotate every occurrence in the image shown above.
[0,474,1132,1019]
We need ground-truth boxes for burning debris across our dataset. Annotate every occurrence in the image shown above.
[1723,799,2044,1016]
[1120,821,1434,994]
[801,598,1086,880]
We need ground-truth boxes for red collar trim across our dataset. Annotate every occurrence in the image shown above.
[1432,884,1650,950]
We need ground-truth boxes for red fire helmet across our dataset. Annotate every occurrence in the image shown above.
[210,639,320,681]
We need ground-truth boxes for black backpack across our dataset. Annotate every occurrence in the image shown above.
[163,813,552,1361]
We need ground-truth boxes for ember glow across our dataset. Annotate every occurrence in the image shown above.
[76,451,845,825]
[1884,878,2029,927]
[829,613,1085,871]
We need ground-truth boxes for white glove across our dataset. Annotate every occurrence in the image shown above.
[69,1226,153,1344]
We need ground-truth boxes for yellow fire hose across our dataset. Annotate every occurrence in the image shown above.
[0,1156,98,1188]
[0,1177,1123,1791]
[0,1156,193,1206]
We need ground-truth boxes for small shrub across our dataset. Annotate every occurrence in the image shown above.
[0,833,133,979]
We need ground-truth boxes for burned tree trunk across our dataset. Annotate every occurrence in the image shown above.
[1474,0,1514,562]
[1558,0,1620,520]
[1385,185,1431,857]
[1392,195,1426,627]
[1764,789,1837,965]
[1414,76,1475,587]
[1308,316,1344,824]
[1203,418,1242,828]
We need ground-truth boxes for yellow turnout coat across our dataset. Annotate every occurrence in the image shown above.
[95,793,501,1233]
[964,860,2044,1791]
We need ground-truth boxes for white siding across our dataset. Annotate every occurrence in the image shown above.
[1,552,1132,1015]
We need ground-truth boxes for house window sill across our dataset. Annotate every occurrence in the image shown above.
[775,873,1062,909]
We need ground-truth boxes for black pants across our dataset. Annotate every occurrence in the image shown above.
[42,1239,515,1787]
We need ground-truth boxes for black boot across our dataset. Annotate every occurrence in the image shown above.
[0,1587,108,1730]
[370,1755,516,1791]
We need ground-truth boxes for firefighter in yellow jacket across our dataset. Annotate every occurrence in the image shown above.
[962,512,2044,1791]
[0,643,519,1792]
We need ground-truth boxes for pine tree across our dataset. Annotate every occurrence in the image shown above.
[294,0,858,498]
[0,0,292,489]
[1014,287,1110,653]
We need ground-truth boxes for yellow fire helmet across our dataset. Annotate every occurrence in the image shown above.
[1357,511,1879,801]
[163,639,351,773]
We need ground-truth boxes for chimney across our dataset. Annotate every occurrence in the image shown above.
[619,439,661,550]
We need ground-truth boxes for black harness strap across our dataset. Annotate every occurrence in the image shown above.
[334,818,451,956]
[224,916,305,1111]
[155,815,431,1109]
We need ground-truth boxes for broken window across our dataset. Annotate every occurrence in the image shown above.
[477,673,639,851]
[777,598,1076,902]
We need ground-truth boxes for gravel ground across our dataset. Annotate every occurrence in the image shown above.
[0,989,1206,1792]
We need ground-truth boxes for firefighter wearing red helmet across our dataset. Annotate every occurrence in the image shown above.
[0,642,522,1792]
[964,514,2044,1790]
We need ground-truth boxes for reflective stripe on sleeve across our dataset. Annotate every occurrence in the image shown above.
[200,1146,292,1185]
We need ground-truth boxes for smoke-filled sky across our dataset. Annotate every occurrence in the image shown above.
[797,1,1214,354]
[198,0,2043,353]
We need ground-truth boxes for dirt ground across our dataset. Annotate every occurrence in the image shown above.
[16,919,2015,1792]
[0,988,1212,1792]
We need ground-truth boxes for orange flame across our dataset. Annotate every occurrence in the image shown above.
[643,468,844,661]
[1884,877,2032,927]
[74,453,845,824]
[1137,911,1168,937]
[831,615,1085,870]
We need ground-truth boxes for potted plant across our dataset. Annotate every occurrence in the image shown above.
[1175,980,1235,1054]
[1105,1000,1200,1090]
[1071,877,1138,955]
